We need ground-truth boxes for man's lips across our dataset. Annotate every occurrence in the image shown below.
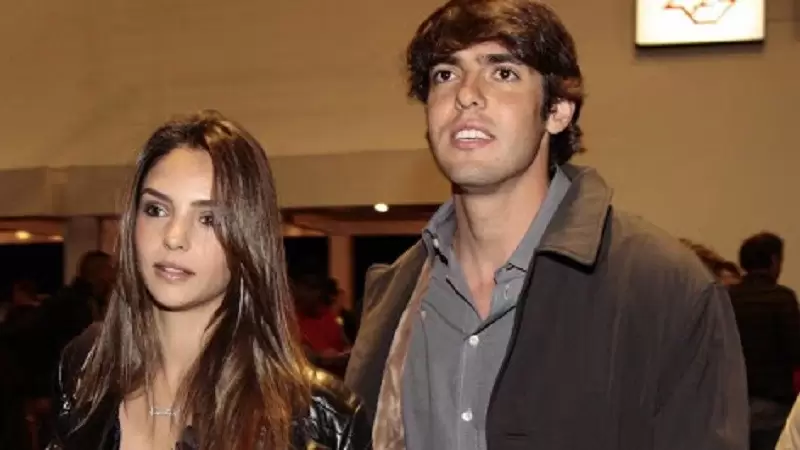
[450,124,495,149]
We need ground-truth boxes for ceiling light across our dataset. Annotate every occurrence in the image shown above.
[374,203,389,213]
[15,230,31,241]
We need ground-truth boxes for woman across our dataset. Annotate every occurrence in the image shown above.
[46,110,371,449]
[680,238,742,286]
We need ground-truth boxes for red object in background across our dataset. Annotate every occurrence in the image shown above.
[297,307,348,354]
[794,369,800,394]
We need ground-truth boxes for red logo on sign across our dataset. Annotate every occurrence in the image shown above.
[664,0,736,24]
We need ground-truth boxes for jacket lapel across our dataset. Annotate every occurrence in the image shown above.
[537,164,612,267]
[61,395,120,450]
[344,242,427,419]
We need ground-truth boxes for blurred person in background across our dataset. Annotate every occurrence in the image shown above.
[681,239,742,286]
[323,277,360,343]
[729,232,800,450]
[294,275,351,377]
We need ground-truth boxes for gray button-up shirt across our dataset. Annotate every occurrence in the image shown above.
[402,168,571,450]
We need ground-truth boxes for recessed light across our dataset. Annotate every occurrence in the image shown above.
[15,230,31,241]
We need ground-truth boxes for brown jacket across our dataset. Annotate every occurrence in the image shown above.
[345,164,748,450]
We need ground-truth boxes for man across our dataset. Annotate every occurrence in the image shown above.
[729,232,800,449]
[41,251,114,381]
[52,250,114,330]
[344,0,748,449]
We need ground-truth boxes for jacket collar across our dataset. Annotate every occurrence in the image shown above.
[412,164,612,268]
[536,164,613,267]
[362,164,614,298]
[348,165,613,417]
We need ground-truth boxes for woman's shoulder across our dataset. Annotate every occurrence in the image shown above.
[306,368,362,415]
[47,324,110,449]
[59,323,102,384]
[299,368,372,449]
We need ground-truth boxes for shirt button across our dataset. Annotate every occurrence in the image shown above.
[420,310,427,320]
[504,284,511,300]
[461,409,473,422]
[432,238,440,249]
[468,335,479,347]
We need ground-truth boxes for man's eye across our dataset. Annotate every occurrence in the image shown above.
[494,67,519,81]
[431,69,455,84]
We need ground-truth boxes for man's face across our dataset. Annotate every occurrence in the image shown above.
[85,256,114,297]
[425,41,573,193]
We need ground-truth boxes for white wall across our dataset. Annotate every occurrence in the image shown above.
[0,0,799,287]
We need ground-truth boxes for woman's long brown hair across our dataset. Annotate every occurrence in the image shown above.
[73,110,311,449]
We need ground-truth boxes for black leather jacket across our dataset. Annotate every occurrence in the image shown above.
[46,326,372,450]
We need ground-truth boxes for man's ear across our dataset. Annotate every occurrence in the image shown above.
[545,99,575,134]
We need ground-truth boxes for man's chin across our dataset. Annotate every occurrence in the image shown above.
[450,177,503,196]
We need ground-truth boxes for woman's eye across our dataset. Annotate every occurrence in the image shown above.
[199,214,215,227]
[143,203,167,217]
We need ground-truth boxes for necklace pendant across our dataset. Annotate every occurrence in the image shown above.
[149,406,175,417]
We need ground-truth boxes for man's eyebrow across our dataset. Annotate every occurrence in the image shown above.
[430,52,522,68]
[483,53,522,65]
[430,54,458,67]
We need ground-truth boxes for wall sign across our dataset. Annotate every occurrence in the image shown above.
[636,0,765,46]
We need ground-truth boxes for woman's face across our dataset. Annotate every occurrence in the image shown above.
[135,147,230,312]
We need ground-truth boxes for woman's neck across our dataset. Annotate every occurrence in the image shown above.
[153,305,216,395]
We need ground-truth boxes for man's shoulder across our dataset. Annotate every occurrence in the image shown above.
[731,281,800,307]
[358,240,426,313]
[776,283,798,298]
[383,240,426,271]
[598,210,733,350]
[609,210,713,280]
[602,209,718,311]
[365,240,426,286]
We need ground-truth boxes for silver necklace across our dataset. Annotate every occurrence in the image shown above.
[149,405,176,417]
